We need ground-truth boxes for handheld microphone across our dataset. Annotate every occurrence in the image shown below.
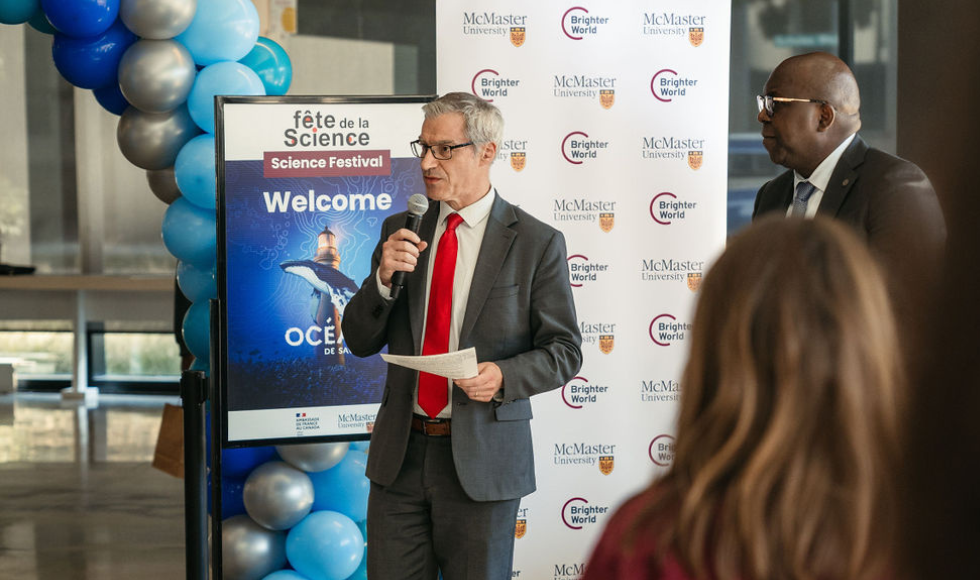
[389,193,429,300]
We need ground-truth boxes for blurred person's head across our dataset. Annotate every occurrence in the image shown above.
[651,217,904,580]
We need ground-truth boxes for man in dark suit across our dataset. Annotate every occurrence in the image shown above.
[753,52,945,343]
[342,92,582,580]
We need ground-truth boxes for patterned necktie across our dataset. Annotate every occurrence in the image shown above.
[418,213,464,418]
[791,181,816,217]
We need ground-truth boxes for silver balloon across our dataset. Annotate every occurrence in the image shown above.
[276,441,350,473]
[120,0,196,39]
[117,105,200,170]
[222,514,287,580]
[243,461,314,531]
[119,39,196,113]
[147,167,181,205]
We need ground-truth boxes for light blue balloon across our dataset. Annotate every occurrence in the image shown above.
[177,260,217,302]
[182,299,210,361]
[0,0,39,24]
[161,197,216,267]
[308,452,370,522]
[286,511,364,580]
[263,571,312,580]
[176,0,259,66]
[239,36,292,96]
[187,61,265,133]
[42,0,119,38]
[174,134,216,209]
[349,440,370,454]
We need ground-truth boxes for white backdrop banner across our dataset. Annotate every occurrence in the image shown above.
[438,2,731,577]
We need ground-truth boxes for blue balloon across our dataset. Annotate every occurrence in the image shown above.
[286,511,364,580]
[177,260,217,303]
[239,36,292,96]
[308,452,370,522]
[161,196,216,267]
[176,0,259,66]
[221,476,247,519]
[187,61,264,133]
[51,19,135,89]
[42,0,119,38]
[263,571,311,580]
[222,446,277,478]
[182,299,210,361]
[174,134,216,209]
[93,83,129,115]
[27,7,55,33]
[349,440,370,454]
[0,0,39,24]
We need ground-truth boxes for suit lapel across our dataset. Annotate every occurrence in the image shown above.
[818,135,867,218]
[410,203,441,354]
[459,195,517,346]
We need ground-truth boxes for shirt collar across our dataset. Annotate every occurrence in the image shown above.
[794,133,856,192]
[438,187,495,229]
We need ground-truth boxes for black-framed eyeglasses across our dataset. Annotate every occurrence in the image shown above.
[410,140,474,160]
[756,94,827,117]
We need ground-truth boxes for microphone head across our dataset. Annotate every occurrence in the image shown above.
[407,193,429,217]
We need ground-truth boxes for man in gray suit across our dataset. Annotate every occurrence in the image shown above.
[753,52,945,345]
[342,92,582,580]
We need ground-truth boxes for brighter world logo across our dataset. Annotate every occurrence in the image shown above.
[561,376,610,409]
[562,131,609,165]
[650,68,699,102]
[471,69,521,102]
[562,6,610,40]
[567,254,610,288]
[649,314,692,346]
[649,434,676,467]
[561,497,610,530]
[650,192,698,225]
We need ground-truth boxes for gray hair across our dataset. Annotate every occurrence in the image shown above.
[423,92,504,147]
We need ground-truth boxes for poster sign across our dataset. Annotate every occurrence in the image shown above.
[217,96,431,444]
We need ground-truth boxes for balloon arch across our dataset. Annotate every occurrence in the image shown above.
[0,1,368,578]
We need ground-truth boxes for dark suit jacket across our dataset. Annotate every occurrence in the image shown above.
[753,135,946,333]
[342,193,582,502]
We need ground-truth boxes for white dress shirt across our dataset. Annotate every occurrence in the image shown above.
[788,133,856,218]
[375,188,496,418]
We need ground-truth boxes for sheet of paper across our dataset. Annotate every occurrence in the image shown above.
[380,347,479,379]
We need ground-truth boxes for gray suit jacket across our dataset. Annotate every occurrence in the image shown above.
[342,193,582,502]
[753,135,946,326]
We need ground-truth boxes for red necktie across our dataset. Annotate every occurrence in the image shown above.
[419,213,464,418]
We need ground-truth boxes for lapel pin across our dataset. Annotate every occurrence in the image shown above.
[842,178,850,186]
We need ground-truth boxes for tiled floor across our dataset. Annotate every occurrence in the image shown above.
[0,393,186,579]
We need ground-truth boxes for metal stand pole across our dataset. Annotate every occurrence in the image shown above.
[182,370,209,580]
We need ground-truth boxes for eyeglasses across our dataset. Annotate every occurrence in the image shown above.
[756,94,827,117]
[410,140,474,160]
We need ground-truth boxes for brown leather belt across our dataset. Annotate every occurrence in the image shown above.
[411,415,451,436]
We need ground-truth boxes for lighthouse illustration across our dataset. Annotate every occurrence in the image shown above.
[280,225,358,364]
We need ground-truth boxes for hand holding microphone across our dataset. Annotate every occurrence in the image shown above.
[382,193,429,300]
